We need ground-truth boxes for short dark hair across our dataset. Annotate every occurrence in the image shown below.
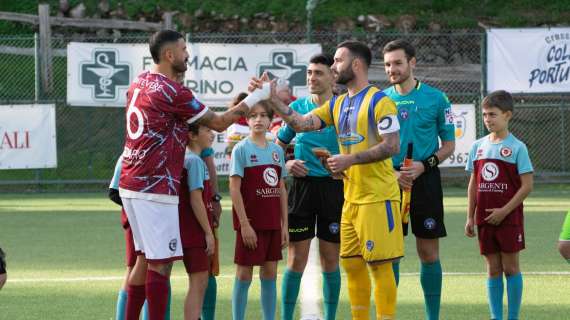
[309,53,334,67]
[187,122,202,135]
[337,41,371,67]
[482,90,514,113]
[248,99,274,120]
[149,30,184,64]
[383,39,416,61]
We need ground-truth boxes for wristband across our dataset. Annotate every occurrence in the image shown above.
[422,154,440,172]
[243,82,271,109]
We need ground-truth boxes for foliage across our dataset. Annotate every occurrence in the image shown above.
[1,0,570,35]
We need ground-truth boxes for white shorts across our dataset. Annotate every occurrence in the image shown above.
[121,198,183,263]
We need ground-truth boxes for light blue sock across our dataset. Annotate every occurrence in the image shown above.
[506,273,523,320]
[487,276,504,320]
[202,276,217,320]
[141,300,149,320]
[322,268,341,320]
[420,260,442,320]
[392,260,400,287]
[281,269,302,320]
[232,278,251,320]
[261,278,277,320]
[115,289,127,320]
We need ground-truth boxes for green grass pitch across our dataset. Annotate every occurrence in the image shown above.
[0,185,569,319]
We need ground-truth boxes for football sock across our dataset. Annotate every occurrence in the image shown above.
[146,270,170,320]
[322,268,341,320]
[115,289,127,320]
[164,281,171,320]
[487,276,504,320]
[369,262,397,319]
[420,260,442,320]
[281,268,302,320]
[141,301,148,320]
[506,273,523,320]
[261,278,277,320]
[392,260,400,287]
[125,284,146,320]
[232,277,251,320]
[341,257,371,320]
[202,276,217,320]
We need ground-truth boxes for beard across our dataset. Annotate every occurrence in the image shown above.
[173,58,188,73]
[335,65,355,85]
[388,69,411,85]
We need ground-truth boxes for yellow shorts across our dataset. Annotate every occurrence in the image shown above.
[340,200,404,263]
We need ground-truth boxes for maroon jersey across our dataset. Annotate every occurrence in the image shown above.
[230,138,287,231]
[466,134,533,226]
[178,152,214,248]
[119,71,208,204]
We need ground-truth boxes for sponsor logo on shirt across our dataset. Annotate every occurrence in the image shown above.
[338,133,364,146]
[476,148,483,159]
[366,240,375,251]
[444,108,454,125]
[263,167,279,187]
[481,162,500,181]
[500,146,512,158]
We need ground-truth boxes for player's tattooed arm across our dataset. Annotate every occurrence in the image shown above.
[353,131,400,164]
[270,97,322,132]
[198,104,248,132]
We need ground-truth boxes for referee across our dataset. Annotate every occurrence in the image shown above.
[383,39,456,320]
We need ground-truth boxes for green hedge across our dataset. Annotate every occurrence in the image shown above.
[1,0,570,35]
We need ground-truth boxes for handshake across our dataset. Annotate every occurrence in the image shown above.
[243,72,277,109]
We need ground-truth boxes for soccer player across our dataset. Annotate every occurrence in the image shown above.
[0,247,6,290]
[383,39,456,320]
[177,71,221,320]
[200,147,221,320]
[250,40,404,320]
[275,53,342,320]
[119,29,270,320]
[465,90,533,320]
[559,211,570,263]
[179,122,216,320]
[229,100,288,320]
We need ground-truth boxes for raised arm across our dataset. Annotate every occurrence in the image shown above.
[269,97,325,133]
[198,104,248,133]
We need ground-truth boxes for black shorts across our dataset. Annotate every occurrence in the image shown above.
[287,176,343,243]
[0,248,6,274]
[402,167,446,239]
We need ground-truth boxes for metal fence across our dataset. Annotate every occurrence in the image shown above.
[0,30,568,190]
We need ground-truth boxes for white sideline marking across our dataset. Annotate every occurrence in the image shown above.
[9,271,570,283]
[299,238,323,320]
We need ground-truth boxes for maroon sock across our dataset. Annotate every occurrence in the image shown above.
[125,284,146,320]
[146,270,170,320]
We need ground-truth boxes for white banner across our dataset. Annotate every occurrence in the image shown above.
[212,131,230,175]
[67,42,321,107]
[440,104,476,168]
[486,28,570,93]
[0,104,57,169]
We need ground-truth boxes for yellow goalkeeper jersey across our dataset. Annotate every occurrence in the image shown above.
[312,85,400,204]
